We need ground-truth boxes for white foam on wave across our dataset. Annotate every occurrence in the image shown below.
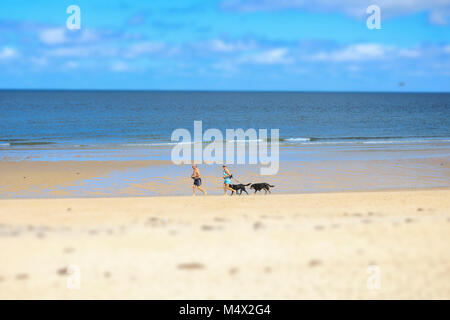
[363,139,450,145]
[282,137,450,146]
[227,139,263,143]
[284,137,310,142]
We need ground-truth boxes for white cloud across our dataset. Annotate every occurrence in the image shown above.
[207,39,256,52]
[39,28,100,46]
[39,28,67,45]
[444,45,450,54]
[125,42,166,58]
[397,48,421,58]
[240,48,292,64]
[45,45,118,58]
[209,39,237,52]
[221,0,450,25]
[304,43,425,62]
[64,61,79,69]
[0,47,18,59]
[307,44,388,62]
[78,30,99,43]
[111,61,132,72]
[212,60,239,73]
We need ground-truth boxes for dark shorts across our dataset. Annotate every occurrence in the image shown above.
[193,178,202,186]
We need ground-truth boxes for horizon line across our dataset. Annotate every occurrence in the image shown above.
[0,88,449,94]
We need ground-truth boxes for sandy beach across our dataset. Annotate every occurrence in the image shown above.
[2,0,450,303]
[1,189,449,299]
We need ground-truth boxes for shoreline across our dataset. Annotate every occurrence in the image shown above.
[1,151,449,198]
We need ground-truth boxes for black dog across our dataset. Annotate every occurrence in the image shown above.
[250,183,275,194]
[230,183,251,195]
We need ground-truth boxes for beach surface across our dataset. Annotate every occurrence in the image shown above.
[1,189,449,299]
[1,149,449,198]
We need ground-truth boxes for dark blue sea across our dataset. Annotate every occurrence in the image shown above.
[1,90,449,161]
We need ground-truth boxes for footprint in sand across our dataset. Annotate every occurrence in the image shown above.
[177,263,204,270]
[229,267,238,275]
[362,219,371,224]
[36,232,45,239]
[67,208,72,212]
[308,259,322,267]
[57,267,69,276]
[417,208,424,212]
[214,217,226,222]
[314,225,324,230]
[253,221,264,230]
[63,247,75,254]
[264,267,272,273]
[0,276,4,282]
[405,218,415,223]
[104,271,111,278]
[146,218,166,227]
[16,273,29,280]
[201,225,215,231]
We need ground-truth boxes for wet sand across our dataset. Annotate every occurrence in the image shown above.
[0,160,172,197]
[0,189,449,299]
[0,155,449,198]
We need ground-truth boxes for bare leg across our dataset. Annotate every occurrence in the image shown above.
[193,185,197,196]
[198,186,207,195]
[224,184,234,195]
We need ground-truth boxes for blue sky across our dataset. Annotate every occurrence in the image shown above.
[0,0,449,91]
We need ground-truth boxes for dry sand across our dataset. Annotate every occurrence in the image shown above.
[0,189,449,299]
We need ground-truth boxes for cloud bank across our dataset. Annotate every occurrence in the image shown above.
[221,0,450,25]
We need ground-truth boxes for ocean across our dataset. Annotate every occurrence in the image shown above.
[1,90,450,162]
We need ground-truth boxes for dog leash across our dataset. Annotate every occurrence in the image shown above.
[231,175,244,184]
